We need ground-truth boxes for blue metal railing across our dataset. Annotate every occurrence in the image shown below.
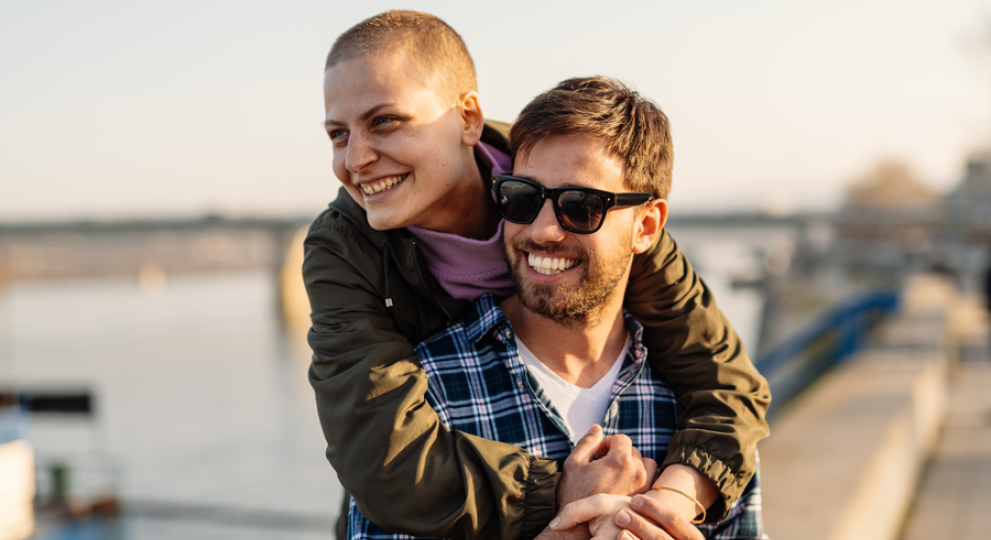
[754,289,899,417]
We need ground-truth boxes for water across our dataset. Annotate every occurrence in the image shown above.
[668,226,783,356]
[0,271,342,538]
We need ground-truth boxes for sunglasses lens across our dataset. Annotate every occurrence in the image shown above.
[498,180,542,223]
[557,190,606,232]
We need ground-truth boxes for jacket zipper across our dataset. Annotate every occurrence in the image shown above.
[410,239,453,322]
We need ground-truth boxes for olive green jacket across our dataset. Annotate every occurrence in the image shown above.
[304,124,770,540]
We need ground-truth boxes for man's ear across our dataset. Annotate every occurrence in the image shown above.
[458,91,484,146]
[632,199,668,255]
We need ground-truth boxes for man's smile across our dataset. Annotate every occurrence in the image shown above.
[527,252,579,276]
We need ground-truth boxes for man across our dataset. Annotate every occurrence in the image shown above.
[346,77,767,540]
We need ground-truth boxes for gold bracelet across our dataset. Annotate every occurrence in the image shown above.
[651,486,706,524]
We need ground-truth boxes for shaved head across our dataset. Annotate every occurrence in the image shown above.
[326,10,477,103]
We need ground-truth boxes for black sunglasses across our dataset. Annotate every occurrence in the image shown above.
[493,175,653,234]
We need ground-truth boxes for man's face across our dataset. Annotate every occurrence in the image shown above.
[323,51,471,231]
[503,135,639,323]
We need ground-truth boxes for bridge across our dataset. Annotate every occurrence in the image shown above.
[0,211,835,335]
[0,211,832,280]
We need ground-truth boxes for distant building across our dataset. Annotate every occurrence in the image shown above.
[944,153,991,243]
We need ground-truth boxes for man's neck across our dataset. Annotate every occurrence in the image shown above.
[500,290,628,388]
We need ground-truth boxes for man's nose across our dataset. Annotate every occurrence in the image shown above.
[528,199,567,245]
[345,132,376,173]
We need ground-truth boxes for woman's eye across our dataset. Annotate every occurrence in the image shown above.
[329,129,347,140]
[373,117,395,127]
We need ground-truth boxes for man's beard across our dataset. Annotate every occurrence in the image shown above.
[506,238,632,325]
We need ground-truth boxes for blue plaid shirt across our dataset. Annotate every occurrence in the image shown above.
[349,294,767,540]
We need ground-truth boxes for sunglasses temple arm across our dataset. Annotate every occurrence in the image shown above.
[613,193,654,208]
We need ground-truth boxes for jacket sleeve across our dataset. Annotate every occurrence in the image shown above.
[624,229,772,522]
[303,218,557,540]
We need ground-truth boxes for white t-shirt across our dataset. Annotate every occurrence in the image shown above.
[516,334,629,444]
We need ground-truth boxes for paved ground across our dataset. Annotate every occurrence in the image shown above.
[901,303,991,540]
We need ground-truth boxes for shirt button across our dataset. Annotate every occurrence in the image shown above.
[515,377,524,388]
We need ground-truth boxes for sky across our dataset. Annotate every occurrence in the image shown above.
[2,0,990,221]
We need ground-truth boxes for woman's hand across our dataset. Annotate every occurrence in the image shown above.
[551,494,634,540]
[551,492,705,540]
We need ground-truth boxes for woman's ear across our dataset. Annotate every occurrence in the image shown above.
[459,91,484,146]
[632,199,668,255]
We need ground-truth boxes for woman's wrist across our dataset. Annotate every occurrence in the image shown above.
[640,486,699,521]
[645,463,718,521]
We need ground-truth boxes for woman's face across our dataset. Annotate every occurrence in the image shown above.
[323,51,478,232]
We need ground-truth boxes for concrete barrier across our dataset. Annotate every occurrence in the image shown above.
[759,275,960,540]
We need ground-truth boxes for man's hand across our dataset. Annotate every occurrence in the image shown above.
[551,493,705,540]
[556,425,657,509]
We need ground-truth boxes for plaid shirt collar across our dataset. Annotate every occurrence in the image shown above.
[451,294,651,442]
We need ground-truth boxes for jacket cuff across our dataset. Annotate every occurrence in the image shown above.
[518,455,559,540]
[661,445,750,523]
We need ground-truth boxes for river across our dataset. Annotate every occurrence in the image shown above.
[2,271,338,539]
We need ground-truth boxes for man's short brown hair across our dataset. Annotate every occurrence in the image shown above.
[325,10,477,104]
[510,77,673,199]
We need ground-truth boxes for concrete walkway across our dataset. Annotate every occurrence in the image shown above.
[901,304,991,540]
[760,275,955,540]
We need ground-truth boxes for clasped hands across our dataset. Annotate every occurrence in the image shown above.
[546,425,708,540]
